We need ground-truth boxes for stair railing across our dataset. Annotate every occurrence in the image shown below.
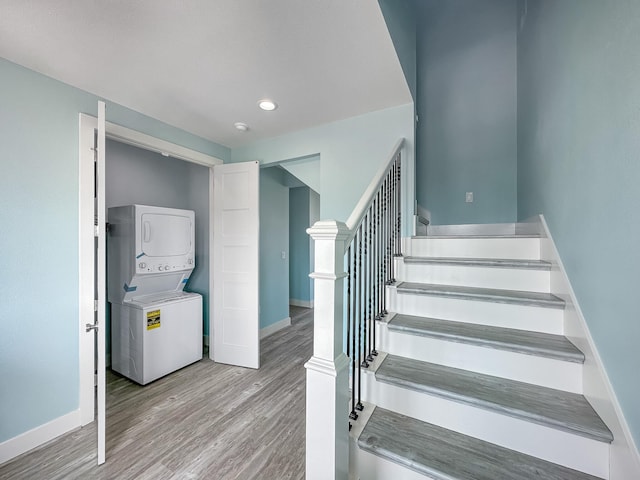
[305,139,404,480]
[344,144,402,423]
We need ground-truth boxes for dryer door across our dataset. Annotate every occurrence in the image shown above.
[141,212,192,257]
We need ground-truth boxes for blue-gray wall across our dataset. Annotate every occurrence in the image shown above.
[105,140,210,343]
[259,168,290,329]
[416,0,517,225]
[289,187,312,303]
[0,57,228,443]
[517,0,640,445]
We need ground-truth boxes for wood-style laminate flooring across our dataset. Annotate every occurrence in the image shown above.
[0,307,313,480]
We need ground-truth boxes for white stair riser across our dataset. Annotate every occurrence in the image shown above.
[377,325,583,394]
[408,237,540,259]
[348,404,422,480]
[397,261,550,293]
[389,289,564,335]
[351,447,426,480]
[362,374,610,479]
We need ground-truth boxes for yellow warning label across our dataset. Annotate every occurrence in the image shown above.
[147,310,161,330]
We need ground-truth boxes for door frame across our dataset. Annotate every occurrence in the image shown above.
[78,113,223,425]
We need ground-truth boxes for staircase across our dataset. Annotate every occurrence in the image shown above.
[350,229,613,479]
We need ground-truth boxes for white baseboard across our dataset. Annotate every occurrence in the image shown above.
[289,299,314,308]
[427,222,517,236]
[260,317,291,339]
[527,214,640,479]
[0,409,81,465]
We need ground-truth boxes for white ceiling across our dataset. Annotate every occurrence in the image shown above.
[0,1,411,148]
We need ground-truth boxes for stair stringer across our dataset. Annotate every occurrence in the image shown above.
[522,215,640,480]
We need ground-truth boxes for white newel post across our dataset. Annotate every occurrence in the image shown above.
[305,220,350,480]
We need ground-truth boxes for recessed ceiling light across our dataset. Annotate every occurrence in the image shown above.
[234,122,249,132]
[258,99,278,111]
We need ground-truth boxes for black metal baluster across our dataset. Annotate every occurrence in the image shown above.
[386,168,391,285]
[381,172,387,297]
[386,169,393,286]
[390,167,395,283]
[366,206,374,363]
[348,242,358,420]
[361,212,370,369]
[396,155,402,257]
[383,173,388,289]
[380,191,384,318]
[392,162,399,283]
[356,224,364,411]
[390,162,397,283]
[378,186,385,317]
[371,195,379,357]
[346,246,352,427]
[373,193,379,321]
[391,160,395,263]
[371,193,380,320]
[346,245,351,359]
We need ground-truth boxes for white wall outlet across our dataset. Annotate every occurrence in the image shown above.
[281,251,286,259]
[466,192,474,203]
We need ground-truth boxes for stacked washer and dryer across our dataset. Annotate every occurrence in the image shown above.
[107,205,203,385]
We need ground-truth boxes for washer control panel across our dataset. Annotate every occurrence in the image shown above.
[137,258,194,273]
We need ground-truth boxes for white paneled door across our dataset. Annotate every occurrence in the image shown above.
[95,101,107,464]
[212,161,260,369]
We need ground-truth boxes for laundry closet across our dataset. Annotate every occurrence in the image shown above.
[105,139,210,380]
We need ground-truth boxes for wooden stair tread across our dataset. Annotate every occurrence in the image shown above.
[376,354,613,443]
[388,314,584,363]
[396,282,565,309]
[358,407,605,480]
[403,256,552,270]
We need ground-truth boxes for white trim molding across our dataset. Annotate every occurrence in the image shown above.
[105,121,224,167]
[260,317,292,339]
[289,299,314,308]
[522,215,640,479]
[0,410,80,465]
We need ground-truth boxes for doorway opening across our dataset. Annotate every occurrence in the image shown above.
[258,163,319,339]
[288,184,320,310]
[78,113,224,464]
[104,139,211,369]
